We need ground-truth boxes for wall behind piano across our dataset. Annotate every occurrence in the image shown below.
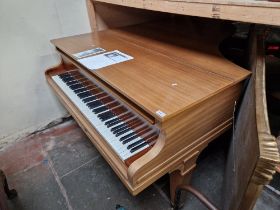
[0,0,91,148]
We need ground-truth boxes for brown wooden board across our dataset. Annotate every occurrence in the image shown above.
[223,70,259,210]
[93,0,280,26]
[223,27,280,210]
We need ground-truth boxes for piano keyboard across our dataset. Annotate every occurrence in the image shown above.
[52,70,159,162]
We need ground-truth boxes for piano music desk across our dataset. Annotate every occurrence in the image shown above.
[45,20,251,203]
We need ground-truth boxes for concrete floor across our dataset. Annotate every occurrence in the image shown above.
[0,119,279,210]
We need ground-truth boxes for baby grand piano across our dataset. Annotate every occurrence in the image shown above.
[45,19,250,202]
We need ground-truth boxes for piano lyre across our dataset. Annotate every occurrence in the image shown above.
[45,19,251,202]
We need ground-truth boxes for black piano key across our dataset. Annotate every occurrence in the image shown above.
[121,126,150,142]
[83,96,96,103]
[112,118,136,130]
[130,142,149,153]
[97,110,111,117]
[98,111,115,121]
[107,120,121,128]
[105,112,133,128]
[77,91,92,99]
[127,139,145,150]
[105,118,121,127]
[114,121,141,135]
[62,76,75,83]
[111,123,126,132]
[105,112,133,127]
[120,132,136,142]
[69,84,83,90]
[112,118,141,134]
[59,73,71,78]
[92,106,108,114]
[119,125,148,140]
[74,87,87,94]
[66,80,79,86]
[115,127,131,137]
[113,125,129,135]
[87,101,103,109]
[101,114,115,122]
[122,134,139,144]
[126,132,156,146]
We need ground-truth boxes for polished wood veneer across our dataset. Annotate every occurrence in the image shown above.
[46,20,250,199]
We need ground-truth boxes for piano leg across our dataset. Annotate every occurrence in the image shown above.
[170,151,200,206]
[170,169,194,206]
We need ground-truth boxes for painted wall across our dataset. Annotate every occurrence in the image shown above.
[0,0,91,147]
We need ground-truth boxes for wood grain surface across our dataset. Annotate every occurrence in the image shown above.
[223,26,280,210]
[93,0,280,26]
[46,20,250,197]
[51,20,250,122]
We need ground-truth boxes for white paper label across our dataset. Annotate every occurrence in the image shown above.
[156,110,166,118]
[78,50,133,70]
[73,47,106,59]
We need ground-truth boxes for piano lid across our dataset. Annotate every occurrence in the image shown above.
[51,20,250,121]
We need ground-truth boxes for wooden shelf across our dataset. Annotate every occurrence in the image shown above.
[94,0,280,26]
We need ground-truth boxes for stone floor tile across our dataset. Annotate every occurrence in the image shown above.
[43,124,100,177]
[1,120,279,210]
[0,135,44,176]
[7,163,68,210]
[61,156,170,210]
[254,188,280,210]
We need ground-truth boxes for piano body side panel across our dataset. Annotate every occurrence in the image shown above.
[127,82,243,194]
[45,61,143,194]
